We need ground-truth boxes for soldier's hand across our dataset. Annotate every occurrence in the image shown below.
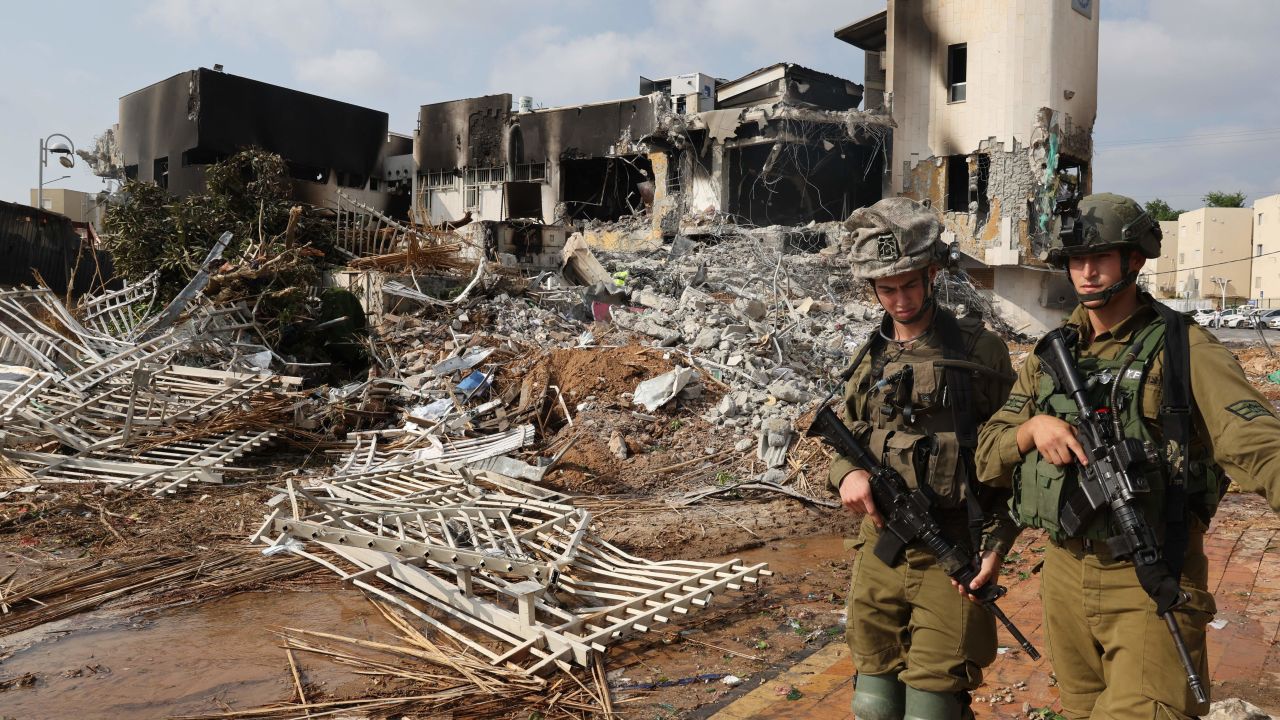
[1015,415,1088,466]
[952,550,1003,601]
[839,469,883,527]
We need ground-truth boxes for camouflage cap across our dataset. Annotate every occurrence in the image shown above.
[845,197,944,280]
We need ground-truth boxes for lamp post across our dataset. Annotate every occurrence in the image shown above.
[38,133,76,211]
[1210,276,1228,312]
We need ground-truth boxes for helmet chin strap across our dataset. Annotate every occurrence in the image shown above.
[878,269,936,325]
[1073,253,1137,307]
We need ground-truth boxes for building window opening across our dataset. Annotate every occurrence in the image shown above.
[153,156,169,190]
[974,153,990,218]
[946,155,969,212]
[1258,244,1264,257]
[181,147,225,167]
[559,155,653,223]
[725,141,883,226]
[337,172,369,189]
[287,161,329,184]
[947,43,967,103]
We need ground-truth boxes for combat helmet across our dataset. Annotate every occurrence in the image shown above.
[1049,192,1162,268]
[846,197,946,281]
[1049,192,1161,304]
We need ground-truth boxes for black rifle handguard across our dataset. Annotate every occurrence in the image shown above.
[807,405,1040,660]
[1035,329,1207,703]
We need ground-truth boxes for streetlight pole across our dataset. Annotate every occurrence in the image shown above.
[38,133,76,211]
[1211,276,1228,312]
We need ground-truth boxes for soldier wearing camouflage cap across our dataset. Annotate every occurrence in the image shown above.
[977,192,1280,718]
[830,197,1018,719]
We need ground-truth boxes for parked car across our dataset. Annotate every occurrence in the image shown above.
[1192,309,1220,327]
[1216,308,1250,328]
[1252,308,1280,328]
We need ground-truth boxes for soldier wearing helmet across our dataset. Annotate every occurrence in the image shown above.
[977,193,1280,719]
[829,197,1018,719]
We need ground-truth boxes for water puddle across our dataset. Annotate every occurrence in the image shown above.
[0,588,392,719]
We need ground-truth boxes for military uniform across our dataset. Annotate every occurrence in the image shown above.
[977,299,1280,719]
[830,311,1018,698]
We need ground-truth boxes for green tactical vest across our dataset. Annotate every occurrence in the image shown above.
[1013,320,1224,542]
[854,317,984,511]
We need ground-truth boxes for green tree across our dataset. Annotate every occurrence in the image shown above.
[1203,190,1247,208]
[1144,198,1183,221]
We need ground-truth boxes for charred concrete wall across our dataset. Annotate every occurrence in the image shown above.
[118,68,396,211]
[0,201,113,295]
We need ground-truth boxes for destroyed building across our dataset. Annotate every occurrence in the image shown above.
[412,63,889,265]
[838,0,1100,334]
[107,67,413,216]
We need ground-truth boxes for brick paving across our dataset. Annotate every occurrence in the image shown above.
[717,492,1280,718]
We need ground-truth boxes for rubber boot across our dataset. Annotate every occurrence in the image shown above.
[851,672,906,720]
[903,686,973,720]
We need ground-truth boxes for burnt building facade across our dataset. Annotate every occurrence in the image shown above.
[837,1,1100,334]
[413,63,888,254]
[115,68,412,215]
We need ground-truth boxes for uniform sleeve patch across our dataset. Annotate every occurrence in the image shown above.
[1226,399,1273,422]
[1002,394,1031,413]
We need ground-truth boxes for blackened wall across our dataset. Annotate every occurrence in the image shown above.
[119,68,389,197]
[416,94,512,170]
[0,201,113,294]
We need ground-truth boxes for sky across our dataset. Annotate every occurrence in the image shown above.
[3,0,1279,211]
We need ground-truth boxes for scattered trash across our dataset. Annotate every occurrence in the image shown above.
[634,367,696,412]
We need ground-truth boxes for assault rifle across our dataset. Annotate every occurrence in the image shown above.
[1036,327,1207,704]
[807,406,1040,660]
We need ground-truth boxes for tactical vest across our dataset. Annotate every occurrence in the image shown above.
[1013,319,1224,543]
[854,312,982,511]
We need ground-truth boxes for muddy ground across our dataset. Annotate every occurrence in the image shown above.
[1,341,1279,718]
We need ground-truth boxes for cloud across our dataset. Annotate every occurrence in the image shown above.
[294,48,392,97]
[485,28,667,106]
[139,0,334,53]
[1095,0,1280,202]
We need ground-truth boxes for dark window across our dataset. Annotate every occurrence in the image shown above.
[153,157,169,190]
[337,172,368,189]
[124,164,138,180]
[975,153,990,217]
[181,147,224,166]
[947,43,967,102]
[287,161,329,184]
[946,155,969,211]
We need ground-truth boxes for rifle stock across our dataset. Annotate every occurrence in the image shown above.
[807,405,1040,660]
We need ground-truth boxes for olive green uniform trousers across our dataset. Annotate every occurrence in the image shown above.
[1042,531,1214,720]
[846,517,997,693]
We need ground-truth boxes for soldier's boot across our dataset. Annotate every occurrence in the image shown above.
[851,672,906,720]
[903,686,974,720]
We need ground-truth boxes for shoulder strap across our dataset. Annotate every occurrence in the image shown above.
[934,308,990,553]
[933,307,977,449]
[1148,299,1193,579]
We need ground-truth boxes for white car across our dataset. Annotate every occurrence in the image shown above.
[1192,309,1219,327]
[1253,308,1280,328]
[1216,309,1250,328]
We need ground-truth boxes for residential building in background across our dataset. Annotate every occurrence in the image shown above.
[837,0,1100,334]
[1175,207,1253,305]
[1252,194,1280,308]
[27,187,103,227]
[1139,219,1179,298]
